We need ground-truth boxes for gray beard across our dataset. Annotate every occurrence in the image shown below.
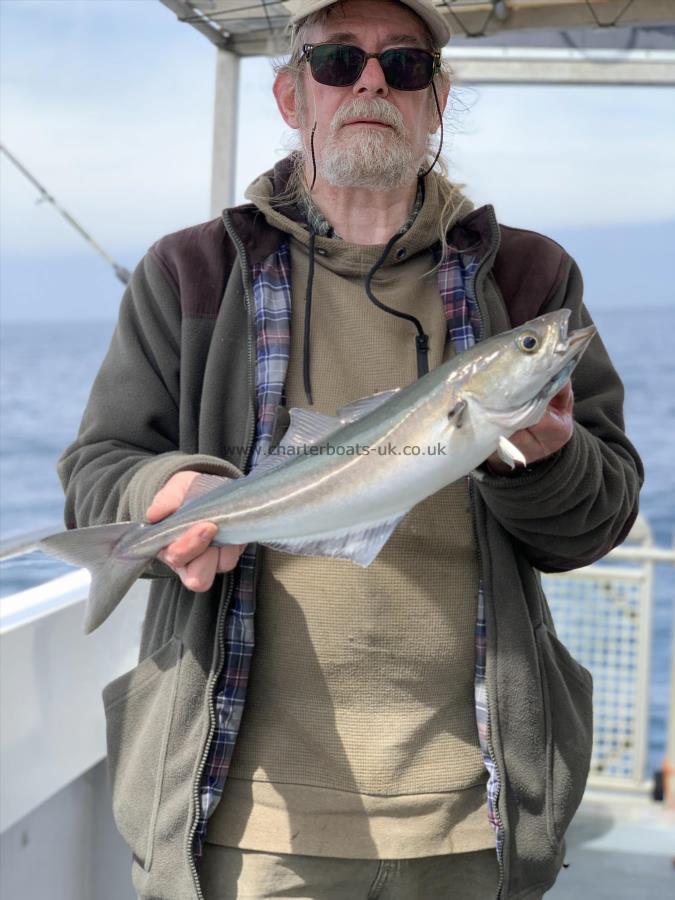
[318,126,422,190]
[309,97,426,191]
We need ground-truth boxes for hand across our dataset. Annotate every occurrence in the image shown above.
[486,382,575,476]
[146,471,245,591]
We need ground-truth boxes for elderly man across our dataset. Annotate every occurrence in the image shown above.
[59,1,642,898]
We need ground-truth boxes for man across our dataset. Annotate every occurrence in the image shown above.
[59,1,642,898]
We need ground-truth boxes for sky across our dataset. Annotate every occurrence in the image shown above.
[1,0,674,320]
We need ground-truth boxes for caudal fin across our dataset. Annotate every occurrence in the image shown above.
[39,523,148,634]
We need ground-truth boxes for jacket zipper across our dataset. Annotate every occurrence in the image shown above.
[186,211,258,899]
[186,576,235,900]
[466,207,506,898]
[469,480,506,900]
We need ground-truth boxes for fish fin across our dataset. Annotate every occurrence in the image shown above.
[39,523,148,634]
[183,473,235,504]
[337,389,400,424]
[179,408,349,508]
[262,512,408,567]
[276,408,341,451]
[248,408,344,476]
[250,394,399,473]
[497,436,527,469]
[448,399,466,427]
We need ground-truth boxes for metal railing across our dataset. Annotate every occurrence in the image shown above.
[544,518,675,800]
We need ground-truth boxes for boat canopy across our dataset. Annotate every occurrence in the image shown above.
[157,0,675,210]
[159,0,675,59]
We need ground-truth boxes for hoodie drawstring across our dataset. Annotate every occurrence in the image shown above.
[302,195,431,407]
[302,227,317,405]
[364,231,430,379]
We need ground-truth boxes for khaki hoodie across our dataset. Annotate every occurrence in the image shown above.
[208,171,497,858]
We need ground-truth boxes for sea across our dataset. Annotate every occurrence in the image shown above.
[1,310,673,777]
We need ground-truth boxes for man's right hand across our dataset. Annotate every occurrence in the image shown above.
[146,471,245,592]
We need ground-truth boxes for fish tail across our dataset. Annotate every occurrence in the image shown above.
[39,523,148,634]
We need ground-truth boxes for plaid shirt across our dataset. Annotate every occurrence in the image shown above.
[193,236,502,859]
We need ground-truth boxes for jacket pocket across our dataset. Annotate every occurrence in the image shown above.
[536,623,593,848]
[102,636,183,871]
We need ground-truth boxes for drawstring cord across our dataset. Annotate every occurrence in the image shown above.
[419,82,444,180]
[301,225,430,407]
[309,121,318,191]
[364,230,430,379]
[301,75,444,404]
[302,227,317,405]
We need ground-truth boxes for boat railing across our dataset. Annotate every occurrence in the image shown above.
[543,517,675,797]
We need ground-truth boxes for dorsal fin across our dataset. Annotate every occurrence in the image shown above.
[337,388,400,424]
[183,393,401,509]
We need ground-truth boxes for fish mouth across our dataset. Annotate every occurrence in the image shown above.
[539,321,597,399]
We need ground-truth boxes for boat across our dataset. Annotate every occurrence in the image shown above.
[1,3,674,897]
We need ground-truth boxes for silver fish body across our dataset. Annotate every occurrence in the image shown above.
[39,309,595,632]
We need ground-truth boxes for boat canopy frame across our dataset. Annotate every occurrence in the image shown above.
[159,0,675,211]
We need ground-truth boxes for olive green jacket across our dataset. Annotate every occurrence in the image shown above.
[59,177,642,899]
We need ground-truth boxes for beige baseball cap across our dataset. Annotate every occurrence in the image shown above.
[284,0,451,49]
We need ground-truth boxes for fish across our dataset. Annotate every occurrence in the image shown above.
[39,309,595,633]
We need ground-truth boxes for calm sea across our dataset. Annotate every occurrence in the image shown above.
[1,311,673,774]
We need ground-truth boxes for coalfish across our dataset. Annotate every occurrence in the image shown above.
[40,309,595,633]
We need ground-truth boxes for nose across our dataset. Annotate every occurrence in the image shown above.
[353,56,389,97]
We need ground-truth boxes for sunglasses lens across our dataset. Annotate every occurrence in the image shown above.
[310,44,365,87]
[380,48,434,90]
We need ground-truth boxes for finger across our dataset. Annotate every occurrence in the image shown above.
[216,543,247,573]
[146,472,198,523]
[147,483,187,523]
[162,522,218,569]
[549,381,574,413]
[181,546,220,592]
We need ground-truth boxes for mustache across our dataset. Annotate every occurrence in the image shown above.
[330,98,406,136]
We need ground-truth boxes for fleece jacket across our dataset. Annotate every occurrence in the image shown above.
[58,157,643,899]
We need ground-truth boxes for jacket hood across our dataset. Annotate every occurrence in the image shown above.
[244,154,475,276]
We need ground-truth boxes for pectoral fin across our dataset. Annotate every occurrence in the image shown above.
[497,436,527,469]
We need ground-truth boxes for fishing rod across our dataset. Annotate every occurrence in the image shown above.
[1,143,131,285]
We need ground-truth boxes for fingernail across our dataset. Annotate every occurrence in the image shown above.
[200,527,214,540]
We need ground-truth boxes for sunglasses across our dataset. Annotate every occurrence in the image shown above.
[302,43,441,92]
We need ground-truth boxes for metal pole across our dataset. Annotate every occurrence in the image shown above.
[210,48,240,218]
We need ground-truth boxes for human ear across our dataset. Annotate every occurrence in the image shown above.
[274,71,302,129]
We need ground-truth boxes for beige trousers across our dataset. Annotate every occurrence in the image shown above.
[199,845,501,900]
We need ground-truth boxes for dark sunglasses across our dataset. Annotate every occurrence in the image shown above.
[302,42,441,92]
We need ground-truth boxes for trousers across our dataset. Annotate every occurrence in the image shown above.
[198,845,502,899]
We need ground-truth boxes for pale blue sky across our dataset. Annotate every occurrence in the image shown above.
[1,0,674,318]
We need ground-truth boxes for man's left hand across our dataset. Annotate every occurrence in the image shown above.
[486,381,575,476]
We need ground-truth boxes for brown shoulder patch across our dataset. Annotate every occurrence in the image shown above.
[494,225,569,327]
[149,218,234,319]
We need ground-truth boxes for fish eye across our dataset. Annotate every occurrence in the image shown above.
[517,333,539,353]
